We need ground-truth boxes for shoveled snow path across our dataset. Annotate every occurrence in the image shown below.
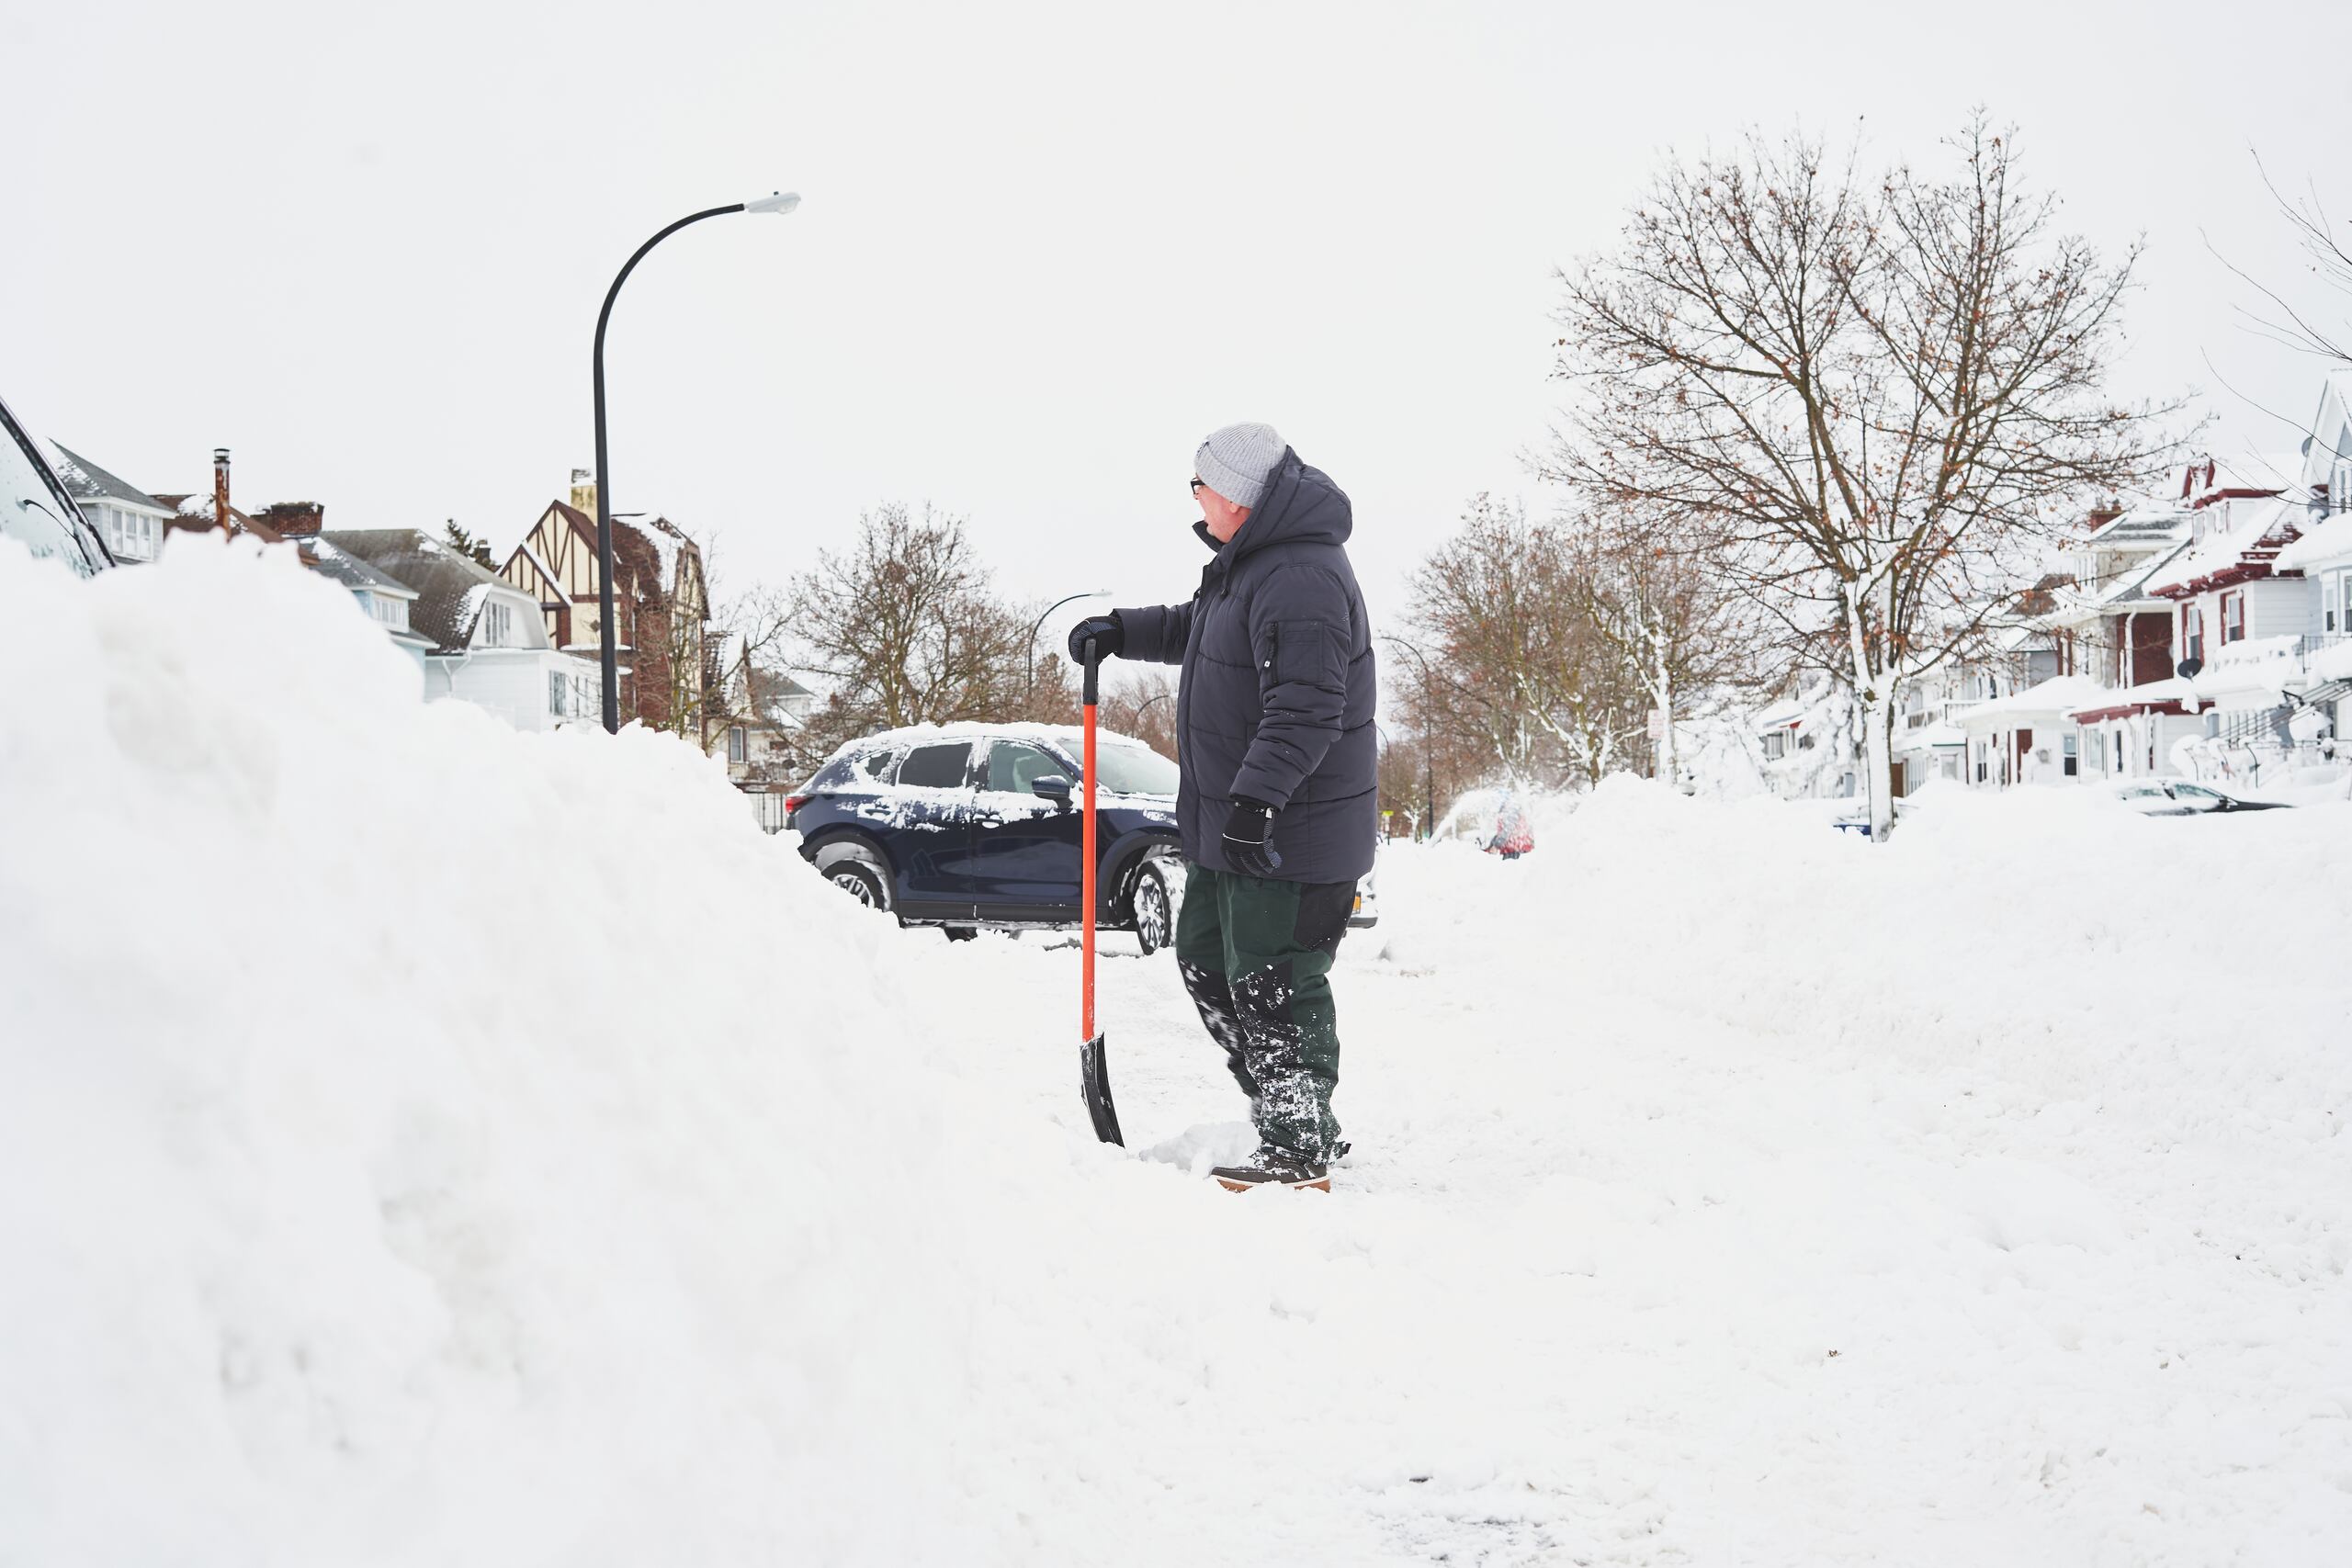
[913,796,2350,1565]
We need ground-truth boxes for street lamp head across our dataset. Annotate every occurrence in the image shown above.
[743,191,801,216]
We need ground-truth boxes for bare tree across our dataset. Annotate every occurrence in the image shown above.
[1549,116,2174,835]
[785,502,1033,754]
[2217,156,2352,369]
[1098,667,1179,759]
[1559,506,1757,784]
[1399,495,1646,792]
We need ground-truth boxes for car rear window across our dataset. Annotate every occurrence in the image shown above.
[896,742,973,789]
[808,747,899,790]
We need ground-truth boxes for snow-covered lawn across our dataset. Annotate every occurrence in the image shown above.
[5,540,2348,1564]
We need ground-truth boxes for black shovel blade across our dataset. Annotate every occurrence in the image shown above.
[1080,1033,1124,1146]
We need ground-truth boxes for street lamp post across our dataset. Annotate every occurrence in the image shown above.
[1383,637,1438,840]
[592,191,800,733]
[1026,590,1113,698]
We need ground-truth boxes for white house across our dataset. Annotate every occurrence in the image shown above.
[322,529,598,731]
[2272,369,2352,749]
[43,443,175,563]
[299,536,436,676]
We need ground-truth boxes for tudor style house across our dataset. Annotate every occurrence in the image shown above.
[325,528,598,730]
[497,471,712,733]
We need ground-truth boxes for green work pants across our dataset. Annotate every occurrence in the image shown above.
[1174,863,1355,1162]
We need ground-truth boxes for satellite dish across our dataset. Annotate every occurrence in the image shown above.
[2177,657,2204,680]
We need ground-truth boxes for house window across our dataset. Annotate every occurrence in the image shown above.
[548,671,569,717]
[2062,732,2078,777]
[481,601,513,648]
[1762,732,1786,761]
[2328,571,2347,635]
[2182,604,2203,663]
[2221,591,2245,645]
[728,726,747,764]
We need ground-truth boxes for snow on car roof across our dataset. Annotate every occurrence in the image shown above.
[830,720,1158,758]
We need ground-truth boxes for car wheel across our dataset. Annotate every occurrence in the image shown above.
[1131,862,1172,956]
[944,925,978,942]
[827,861,888,908]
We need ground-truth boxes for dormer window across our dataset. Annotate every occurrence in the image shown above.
[481,600,514,648]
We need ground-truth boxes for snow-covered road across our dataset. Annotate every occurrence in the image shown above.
[5,541,2347,1565]
[917,791,2351,1563]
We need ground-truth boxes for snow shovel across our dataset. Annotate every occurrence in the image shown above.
[1079,637,1125,1146]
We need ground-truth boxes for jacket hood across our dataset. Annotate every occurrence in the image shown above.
[1227,449,1352,562]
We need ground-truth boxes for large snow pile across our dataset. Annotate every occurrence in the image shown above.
[6,537,2350,1564]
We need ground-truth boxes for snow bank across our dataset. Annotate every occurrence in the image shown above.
[0,537,1005,1561]
[7,537,2350,1564]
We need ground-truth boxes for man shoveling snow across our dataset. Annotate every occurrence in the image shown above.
[1069,423,1377,1191]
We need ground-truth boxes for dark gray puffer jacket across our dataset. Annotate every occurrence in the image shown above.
[1115,449,1378,884]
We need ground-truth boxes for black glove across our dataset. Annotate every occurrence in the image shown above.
[1067,614,1124,665]
[1221,796,1283,877]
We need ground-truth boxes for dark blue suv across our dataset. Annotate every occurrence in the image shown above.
[786,725,1185,952]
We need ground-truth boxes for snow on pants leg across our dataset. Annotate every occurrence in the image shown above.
[1173,862,1353,1163]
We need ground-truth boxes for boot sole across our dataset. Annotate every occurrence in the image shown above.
[1215,1175,1331,1193]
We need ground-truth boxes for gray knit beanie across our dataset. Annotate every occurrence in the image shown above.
[1193,423,1285,510]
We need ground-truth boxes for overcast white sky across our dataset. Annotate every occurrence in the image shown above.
[8,0,2349,633]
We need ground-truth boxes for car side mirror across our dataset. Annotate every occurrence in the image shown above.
[1030,774,1073,803]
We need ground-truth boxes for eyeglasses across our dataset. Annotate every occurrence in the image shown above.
[1189,478,1204,495]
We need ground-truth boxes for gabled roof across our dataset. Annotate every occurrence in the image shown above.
[2298,371,2352,490]
[321,529,541,654]
[300,536,418,598]
[524,498,666,598]
[43,443,171,513]
[2144,496,2303,597]
[2179,452,2299,506]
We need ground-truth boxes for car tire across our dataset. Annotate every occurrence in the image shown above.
[811,839,892,913]
[944,925,978,942]
[1131,861,1173,957]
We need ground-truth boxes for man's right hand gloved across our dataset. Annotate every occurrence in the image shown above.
[1067,614,1124,664]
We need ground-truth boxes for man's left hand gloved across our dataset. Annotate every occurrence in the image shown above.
[1222,796,1283,877]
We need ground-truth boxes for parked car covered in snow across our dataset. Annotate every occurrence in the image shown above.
[785,724,1187,950]
[2107,779,2292,817]
[785,723,1379,948]
[0,390,110,577]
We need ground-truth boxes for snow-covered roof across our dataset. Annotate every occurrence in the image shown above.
[301,536,418,598]
[42,443,170,514]
[639,516,698,591]
[1957,675,2112,733]
[321,529,540,654]
[1892,719,1967,754]
[2182,451,2301,503]
[2275,511,2352,572]
[2143,496,2301,596]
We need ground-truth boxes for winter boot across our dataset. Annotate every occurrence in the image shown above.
[1211,1146,1331,1193]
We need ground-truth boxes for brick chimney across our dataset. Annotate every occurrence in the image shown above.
[211,448,232,534]
[570,467,596,517]
[253,501,323,537]
[2086,498,2124,532]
